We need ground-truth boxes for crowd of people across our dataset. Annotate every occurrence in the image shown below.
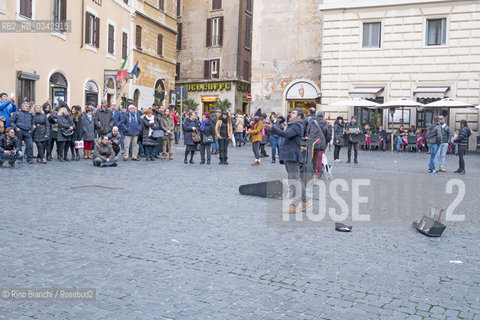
[0,92,473,176]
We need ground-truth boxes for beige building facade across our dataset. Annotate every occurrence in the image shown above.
[0,0,135,109]
[319,0,480,146]
[250,0,323,115]
[176,0,252,113]
[131,0,177,110]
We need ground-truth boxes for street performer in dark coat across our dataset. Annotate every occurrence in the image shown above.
[264,108,312,214]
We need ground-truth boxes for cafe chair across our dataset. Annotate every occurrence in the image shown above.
[359,134,367,150]
[369,134,380,151]
[406,135,418,152]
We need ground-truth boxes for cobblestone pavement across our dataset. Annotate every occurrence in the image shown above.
[1,143,479,319]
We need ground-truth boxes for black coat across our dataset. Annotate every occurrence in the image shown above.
[0,134,21,153]
[184,117,199,146]
[454,126,471,150]
[334,123,345,147]
[271,120,303,163]
[72,117,84,142]
[142,116,161,146]
[306,116,330,150]
[57,114,75,142]
[347,122,361,144]
[32,113,51,142]
[200,120,215,144]
[94,108,114,135]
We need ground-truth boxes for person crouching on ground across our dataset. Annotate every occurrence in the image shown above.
[248,108,263,166]
[107,126,121,157]
[93,135,118,167]
[0,127,23,168]
[263,108,312,214]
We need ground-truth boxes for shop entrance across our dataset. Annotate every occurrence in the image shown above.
[202,97,218,112]
[49,72,68,109]
[288,100,316,116]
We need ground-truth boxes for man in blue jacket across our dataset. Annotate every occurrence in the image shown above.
[10,102,35,164]
[264,108,312,214]
[120,104,143,161]
[0,93,17,127]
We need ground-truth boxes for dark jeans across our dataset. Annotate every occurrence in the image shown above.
[458,146,466,171]
[35,141,46,159]
[112,144,120,156]
[285,161,306,205]
[334,145,341,160]
[93,156,118,167]
[16,129,34,161]
[200,142,212,161]
[347,142,358,162]
[45,138,53,157]
[218,138,229,161]
[0,151,23,164]
[57,141,71,160]
[270,136,281,159]
[252,141,260,160]
[144,145,154,158]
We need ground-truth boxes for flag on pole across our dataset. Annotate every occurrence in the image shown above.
[131,60,139,76]
[115,53,129,81]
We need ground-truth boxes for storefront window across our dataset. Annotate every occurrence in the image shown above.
[49,72,68,108]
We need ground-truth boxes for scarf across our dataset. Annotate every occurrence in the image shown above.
[287,118,302,125]
[145,114,155,137]
[129,112,137,123]
[86,114,93,121]
[200,120,209,131]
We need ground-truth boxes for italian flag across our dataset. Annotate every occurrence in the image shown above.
[116,54,129,81]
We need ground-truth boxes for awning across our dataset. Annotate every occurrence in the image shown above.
[348,87,384,99]
[17,71,40,81]
[413,86,449,99]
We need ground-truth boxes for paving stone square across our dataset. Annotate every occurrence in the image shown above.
[1,145,479,319]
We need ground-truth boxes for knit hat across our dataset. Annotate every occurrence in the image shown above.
[145,109,153,115]
[254,108,262,117]
[317,111,325,118]
[222,110,229,115]
[351,115,357,120]
[336,116,344,121]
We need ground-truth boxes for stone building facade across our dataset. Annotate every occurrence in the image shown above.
[130,0,177,110]
[175,0,252,113]
[319,0,480,146]
[0,0,133,108]
[250,0,323,115]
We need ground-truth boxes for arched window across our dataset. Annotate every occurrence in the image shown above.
[133,89,140,108]
[85,80,99,106]
[154,79,165,106]
[49,72,68,107]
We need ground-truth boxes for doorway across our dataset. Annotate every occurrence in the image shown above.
[49,72,68,109]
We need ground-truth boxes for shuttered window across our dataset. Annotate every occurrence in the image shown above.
[245,16,252,49]
[243,60,249,81]
[207,17,223,47]
[246,0,252,12]
[212,0,221,10]
[204,60,220,79]
[85,13,100,48]
[157,34,163,56]
[122,32,128,59]
[20,0,32,18]
[159,0,164,11]
[176,23,182,50]
[136,25,142,49]
[108,24,115,54]
[175,63,180,81]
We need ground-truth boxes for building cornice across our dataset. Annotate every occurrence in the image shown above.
[319,0,468,11]
[134,10,177,34]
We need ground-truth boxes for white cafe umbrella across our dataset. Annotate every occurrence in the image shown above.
[375,98,424,109]
[425,98,474,108]
[329,97,380,107]
[373,98,425,129]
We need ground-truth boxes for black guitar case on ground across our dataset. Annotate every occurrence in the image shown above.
[238,180,285,199]
[239,138,314,199]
